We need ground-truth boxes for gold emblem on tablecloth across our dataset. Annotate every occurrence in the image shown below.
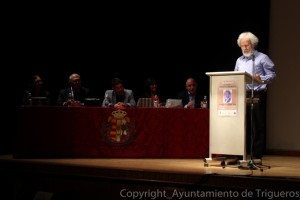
[102,109,135,145]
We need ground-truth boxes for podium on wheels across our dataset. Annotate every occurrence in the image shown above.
[204,71,262,165]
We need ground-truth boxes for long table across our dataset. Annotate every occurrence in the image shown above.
[15,106,209,158]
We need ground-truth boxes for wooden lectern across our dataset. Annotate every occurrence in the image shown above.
[205,71,262,161]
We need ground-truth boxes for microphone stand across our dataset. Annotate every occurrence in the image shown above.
[249,53,259,170]
[68,86,75,106]
[239,53,270,171]
[70,86,74,100]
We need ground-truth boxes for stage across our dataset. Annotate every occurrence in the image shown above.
[0,154,299,199]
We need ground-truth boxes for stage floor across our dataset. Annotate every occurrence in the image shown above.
[1,154,300,177]
[0,154,299,199]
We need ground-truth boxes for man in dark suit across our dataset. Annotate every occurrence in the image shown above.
[178,77,203,108]
[56,73,90,106]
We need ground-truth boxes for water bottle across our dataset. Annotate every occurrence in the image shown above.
[202,96,208,108]
[104,93,109,107]
[153,95,159,108]
[27,92,32,106]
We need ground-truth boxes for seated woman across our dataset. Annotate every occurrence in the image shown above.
[141,77,165,107]
[22,74,50,106]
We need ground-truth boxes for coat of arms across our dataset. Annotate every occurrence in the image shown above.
[101,109,135,145]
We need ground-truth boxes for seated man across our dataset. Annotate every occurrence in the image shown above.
[178,77,203,108]
[102,77,136,108]
[56,73,90,106]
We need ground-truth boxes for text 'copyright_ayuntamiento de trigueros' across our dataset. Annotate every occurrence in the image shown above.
[119,189,299,199]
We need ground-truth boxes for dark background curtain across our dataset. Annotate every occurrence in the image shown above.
[15,1,270,106]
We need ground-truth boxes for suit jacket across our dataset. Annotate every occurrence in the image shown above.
[102,89,136,107]
[56,87,90,106]
[178,91,203,108]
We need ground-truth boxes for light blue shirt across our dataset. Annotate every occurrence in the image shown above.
[234,50,276,91]
[102,89,136,107]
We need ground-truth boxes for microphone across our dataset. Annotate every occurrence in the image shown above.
[70,86,74,99]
